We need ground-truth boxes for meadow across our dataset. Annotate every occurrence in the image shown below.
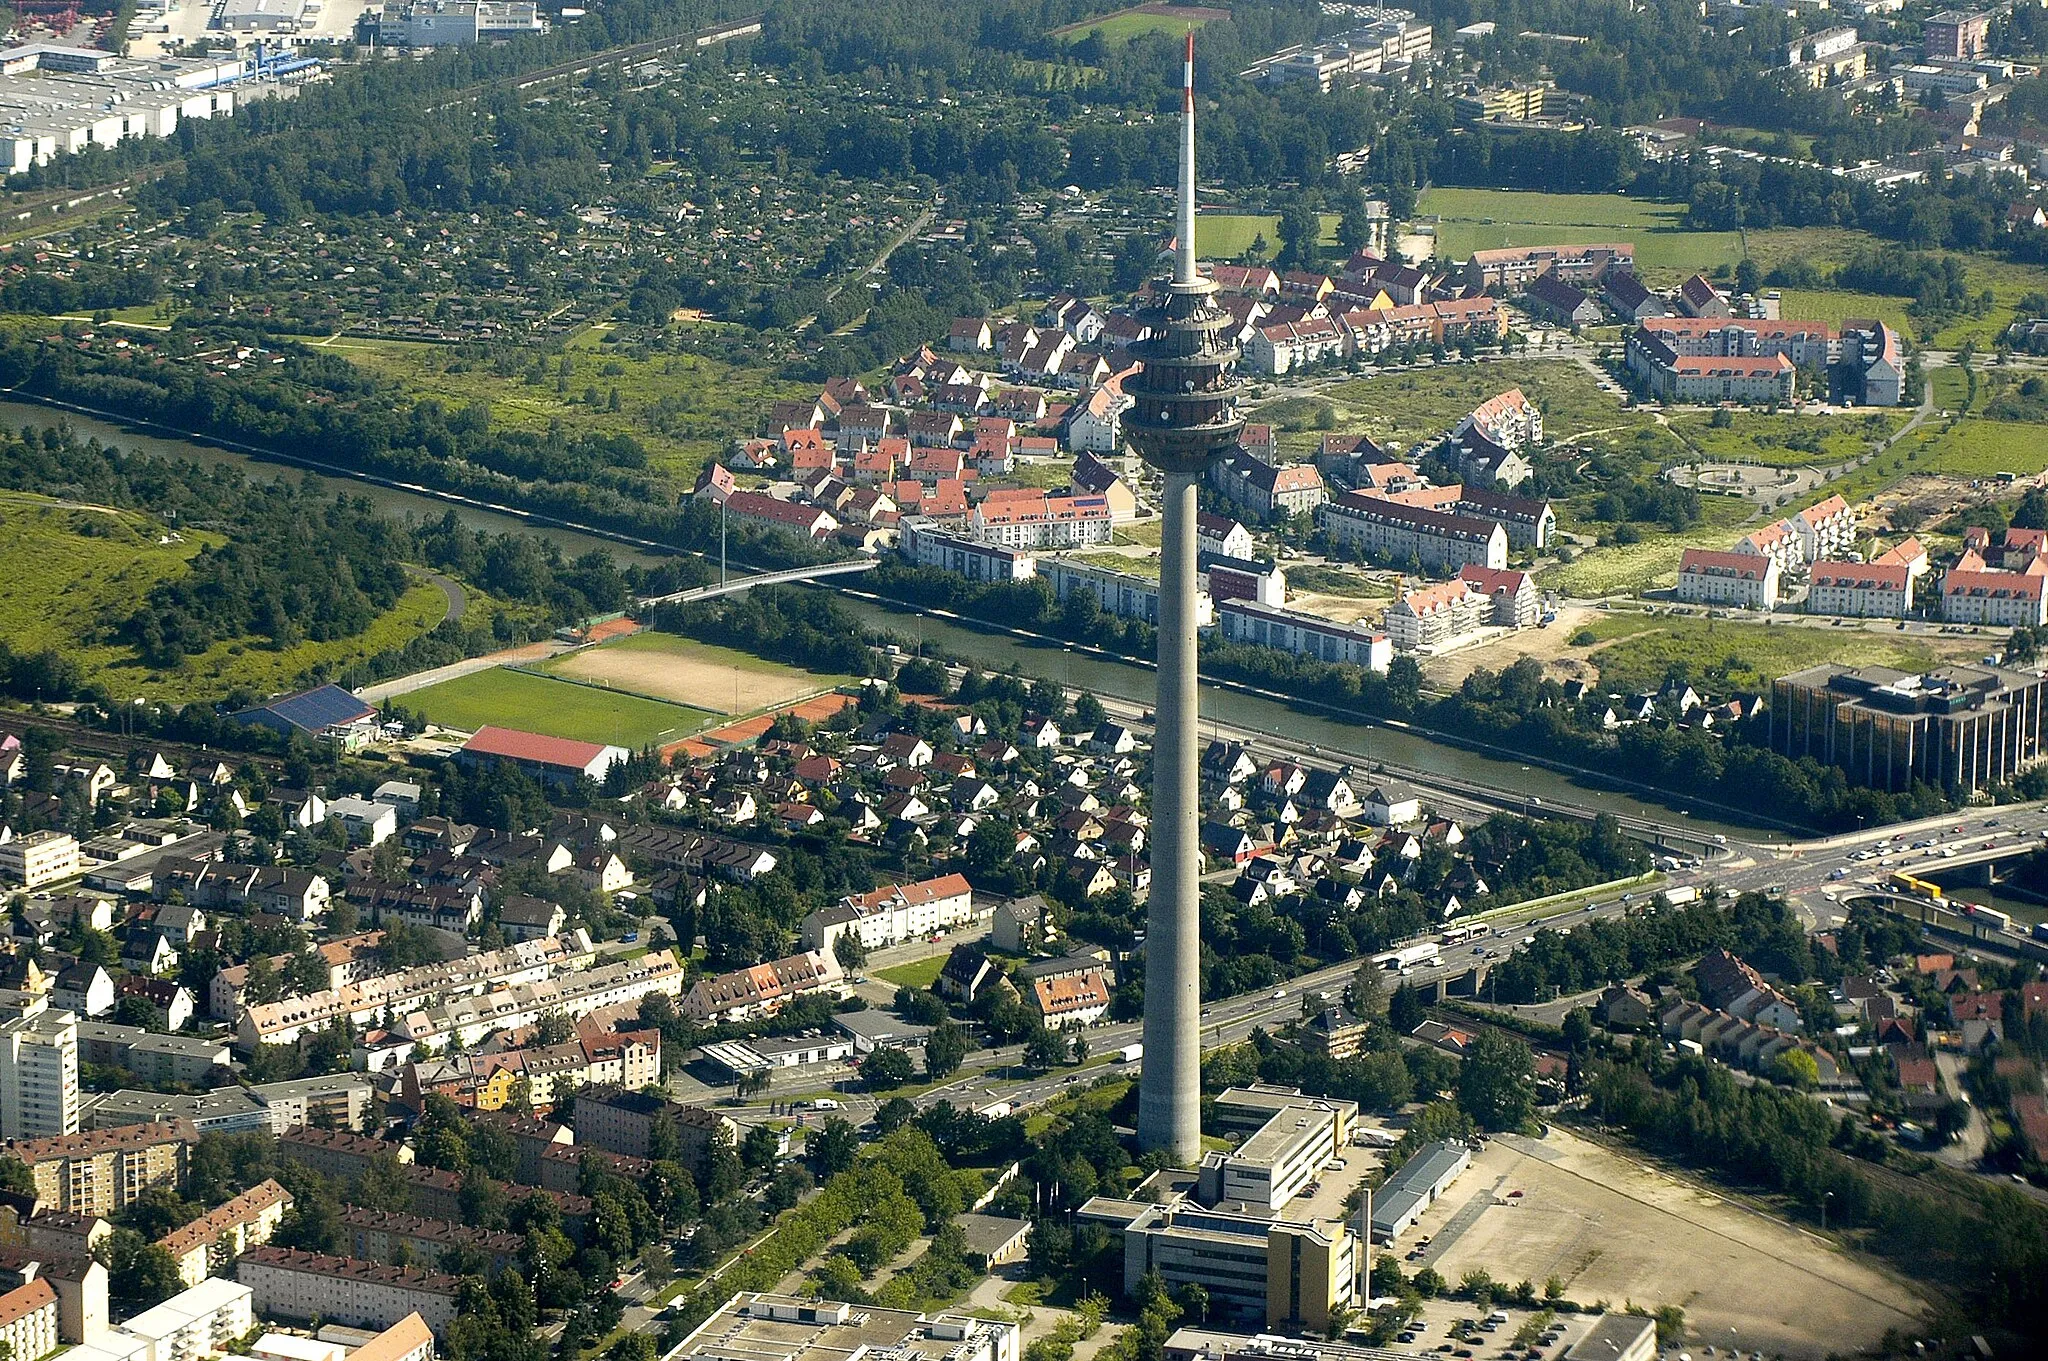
[401,666,713,746]
[1196,213,1339,259]
[1316,358,1677,454]
[1668,410,1906,468]
[1416,189,1742,281]
[332,325,803,487]
[1576,612,1983,695]
[0,490,454,701]
[1048,3,1228,45]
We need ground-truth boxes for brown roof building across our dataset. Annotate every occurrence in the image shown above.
[0,1123,197,1219]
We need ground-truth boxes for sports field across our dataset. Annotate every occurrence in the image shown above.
[542,630,849,715]
[402,667,713,747]
[1418,189,1742,278]
[1195,213,1339,260]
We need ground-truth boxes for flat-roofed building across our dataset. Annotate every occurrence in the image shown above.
[900,519,1037,582]
[670,1294,1017,1361]
[1120,1203,1357,1332]
[1212,1085,1359,1136]
[1198,1096,1350,1211]
[0,47,265,176]
[1366,1139,1472,1240]
[1770,662,2048,794]
[1563,1314,1657,1361]
[1215,599,1392,673]
[114,1276,254,1361]
[0,1001,77,1141]
[0,833,78,891]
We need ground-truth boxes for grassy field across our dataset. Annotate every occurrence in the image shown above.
[1049,3,1226,44]
[1195,213,1338,259]
[0,490,455,701]
[543,630,850,714]
[1577,613,1981,694]
[1668,409,1905,468]
[1773,288,1915,337]
[402,666,713,746]
[874,956,948,989]
[1314,359,1676,456]
[1542,540,1696,598]
[1417,189,1742,280]
[1072,550,1159,579]
[332,326,803,487]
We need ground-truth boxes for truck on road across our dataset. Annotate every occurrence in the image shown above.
[1372,943,1442,972]
[1660,885,1699,907]
[1116,1043,1143,1063]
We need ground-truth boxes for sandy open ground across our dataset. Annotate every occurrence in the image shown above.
[1415,1128,1925,1357]
[545,633,841,715]
[1420,604,1599,688]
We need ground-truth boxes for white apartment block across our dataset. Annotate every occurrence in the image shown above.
[1317,493,1507,572]
[0,832,79,890]
[1791,494,1855,562]
[106,1277,253,1361]
[0,1000,78,1140]
[1455,388,1543,451]
[1736,519,1804,573]
[1942,565,2048,626]
[387,949,687,1052]
[900,519,1037,582]
[1041,557,1214,628]
[0,1278,58,1361]
[1808,561,1912,618]
[1677,549,1781,610]
[801,873,977,954]
[236,1249,458,1332]
[1216,600,1393,673]
[968,492,1113,549]
[1384,581,1490,652]
[235,931,592,1046]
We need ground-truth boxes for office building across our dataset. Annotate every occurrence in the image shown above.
[0,1122,194,1218]
[1770,662,2048,794]
[382,0,545,46]
[235,1249,460,1332]
[0,1002,77,1140]
[1126,31,1245,1166]
[1197,1096,1353,1212]
[669,1294,1017,1361]
[1109,1201,1357,1331]
[0,833,78,891]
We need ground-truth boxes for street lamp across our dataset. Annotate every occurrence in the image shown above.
[1821,1189,1834,1232]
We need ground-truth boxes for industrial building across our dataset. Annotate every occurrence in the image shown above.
[1769,662,2048,795]
[380,0,546,46]
[0,46,292,175]
[1366,1139,1472,1241]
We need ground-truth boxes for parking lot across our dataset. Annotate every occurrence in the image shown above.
[1393,1128,1924,1358]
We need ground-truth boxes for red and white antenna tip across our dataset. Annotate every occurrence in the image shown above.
[1185,28,1195,64]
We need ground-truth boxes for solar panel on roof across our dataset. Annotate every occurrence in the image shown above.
[238,684,374,733]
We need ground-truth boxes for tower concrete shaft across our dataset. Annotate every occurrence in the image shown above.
[1127,29,1242,1166]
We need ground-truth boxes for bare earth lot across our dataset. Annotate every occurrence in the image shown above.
[544,632,842,714]
[1417,1128,1924,1357]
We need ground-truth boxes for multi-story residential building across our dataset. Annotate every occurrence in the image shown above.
[1451,80,1570,125]
[0,1278,58,1361]
[0,1002,76,1141]
[1454,388,1544,453]
[1737,519,1803,573]
[670,1294,1017,1361]
[0,834,78,891]
[1211,454,1328,518]
[801,874,977,956]
[900,517,1040,581]
[1808,560,1913,618]
[1317,492,1508,571]
[1199,553,1286,609]
[337,1208,524,1275]
[967,491,1114,549]
[1770,662,2048,794]
[1197,513,1255,560]
[682,950,842,1026]
[0,1244,105,1346]
[1791,494,1855,562]
[156,1178,289,1287]
[1635,348,1798,404]
[75,1025,227,1089]
[1384,581,1490,652]
[1040,558,1215,629]
[1677,548,1781,610]
[1453,487,1555,549]
[721,490,838,541]
[1245,318,1345,375]
[1463,243,1632,293]
[1335,297,1504,355]
[388,950,687,1053]
[1925,9,1990,60]
[1215,600,1393,673]
[236,1248,461,1332]
[572,1088,736,1172]
[1943,559,2048,626]
[0,1122,195,1218]
[1633,316,1839,366]
[1458,564,1542,628]
[233,933,591,1045]
[274,1128,413,1186]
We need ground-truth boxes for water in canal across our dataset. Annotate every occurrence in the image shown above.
[1,395,1759,838]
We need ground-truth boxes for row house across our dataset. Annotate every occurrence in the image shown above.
[1464,242,1633,292]
[681,949,844,1025]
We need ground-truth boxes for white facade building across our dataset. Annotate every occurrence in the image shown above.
[0,1000,78,1140]
[1677,549,1781,610]
[1216,600,1392,673]
[1384,581,1490,652]
[801,874,976,954]
[1041,558,1214,628]
[1316,493,1507,571]
[0,832,79,890]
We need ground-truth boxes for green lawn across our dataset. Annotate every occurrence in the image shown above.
[402,667,714,746]
[1417,189,1742,280]
[1195,213,1338,259]
[0,489,454,701]
[1049,4,1224,44]
[1575,614,1982,695]
[1318,359,1674,454]
[1774,289,1915,337]
[875,956,948,989]
[1543,540,1696,598]
[1667,410,1906,468]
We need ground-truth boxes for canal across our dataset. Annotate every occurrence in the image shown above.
[3,395,1760,839]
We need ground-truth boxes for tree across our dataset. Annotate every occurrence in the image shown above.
[864,1047,915,1088]
[1457,1031,1537,1131]
[1773,1048,1820,1090]
[741,1124,781,1171]
[834,931,869,974]
[1072,692,1105,731]
[808,1117,859,1177]
[1348,963,1388,1023]
[106,1230,182,1306]
[1275,200,1323,272]
[924,1022,968,1080]
[1388,981,1425,1035]
[1023,1028,1068,1070]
